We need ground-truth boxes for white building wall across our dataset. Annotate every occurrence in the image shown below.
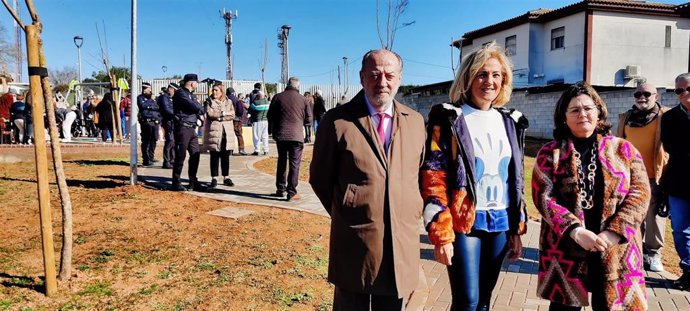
[461,23,532,87]
[590,12,690,88]
[541,12,586,84]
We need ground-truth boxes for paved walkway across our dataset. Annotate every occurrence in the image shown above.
[139,146,690,311]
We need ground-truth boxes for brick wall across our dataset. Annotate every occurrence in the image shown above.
[402,89,678,139]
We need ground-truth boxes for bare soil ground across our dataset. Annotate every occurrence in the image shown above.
[0,146,332,311]
[254,139,682,276]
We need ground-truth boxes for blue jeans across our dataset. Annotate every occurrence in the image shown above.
[669,196,690,272]
[447,230,508,311]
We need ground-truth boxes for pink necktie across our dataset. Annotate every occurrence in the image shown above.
[377,113,387,145]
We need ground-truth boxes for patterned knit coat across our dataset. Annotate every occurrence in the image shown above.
[532,135,650,310]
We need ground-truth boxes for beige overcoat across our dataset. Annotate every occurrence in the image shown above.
[203,96,236,152]
[309,90,426,298]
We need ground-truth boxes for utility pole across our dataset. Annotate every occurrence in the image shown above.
[342,56,349,96]
[278,25,291,85]
[261,38,268,91]
[221,8,238,81]
[13,0,21,82]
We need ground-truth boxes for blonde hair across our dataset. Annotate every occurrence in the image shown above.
[449,41,513,107]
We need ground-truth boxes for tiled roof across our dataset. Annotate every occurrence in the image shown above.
[459,0,682,45]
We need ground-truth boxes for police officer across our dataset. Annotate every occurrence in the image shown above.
[158,83,178,169]
[171,74,206,192]
[138,82,162,166]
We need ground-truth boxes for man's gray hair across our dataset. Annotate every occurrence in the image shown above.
[676,73,690,83]
[288,77,300,88]
[360,49,404,72]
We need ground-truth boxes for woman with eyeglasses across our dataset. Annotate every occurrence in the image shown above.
[661,73,690,291]
[532,82,650,310]
[421,42,529,311]
[203,83,236,188]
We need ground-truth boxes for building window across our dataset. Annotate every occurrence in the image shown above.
[505,35,516,56]
[551,27,565,50]
[665,25,672,48]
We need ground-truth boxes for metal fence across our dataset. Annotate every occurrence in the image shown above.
[275,83,362,110]
[143,79,361,110]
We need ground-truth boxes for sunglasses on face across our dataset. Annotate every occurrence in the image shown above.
[675,87,690,95]
[633,91,655,99]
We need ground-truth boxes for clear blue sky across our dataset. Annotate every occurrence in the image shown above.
[1,0,686,86]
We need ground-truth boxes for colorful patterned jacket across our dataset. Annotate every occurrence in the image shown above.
[532,135,650,310]
[421,103,528,246]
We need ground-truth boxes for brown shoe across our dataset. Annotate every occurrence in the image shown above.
[287,193,301,201]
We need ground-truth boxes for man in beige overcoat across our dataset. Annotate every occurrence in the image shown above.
[309,49,426,311]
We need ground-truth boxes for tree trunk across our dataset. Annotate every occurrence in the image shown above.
[37,34,74,281]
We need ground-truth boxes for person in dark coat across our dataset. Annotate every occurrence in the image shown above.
[171,74,206,192]
[313,89,327,133]
[267,77,312,201]
[158,83,178,169]
[138,82,163,166]
[661,72,690,291]
[231,89,248,155]
[96,92,115,142]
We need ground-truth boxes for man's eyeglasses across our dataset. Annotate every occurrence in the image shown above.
[633,91,655,99]
[675,87,690,95]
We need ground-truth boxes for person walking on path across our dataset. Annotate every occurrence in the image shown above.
[203,83,236,188]
[420,42,528,311]
[313,89,327,134]
[171,74,207,192]
[661,73,690,291]
[249,90,270,155]
[304,92,314,143]
[232,88,248,155]
[120,90,132,139]
[138,82,163,166]
[96,92,115,143]
[533,82,650,310]
[615,82,669,272]
[159,83,178,169]
[310,49,425,311]
[268,76,312,201]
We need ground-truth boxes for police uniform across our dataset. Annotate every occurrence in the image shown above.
[138,84,162,166]
[171,74,205,191]
[159,83,178,169]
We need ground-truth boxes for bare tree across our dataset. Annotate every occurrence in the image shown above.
[0,23,17,74]
[49,66,78,86]
[376,0,415,50]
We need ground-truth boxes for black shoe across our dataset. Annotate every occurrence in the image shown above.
[223,178,234,186]
[170,183,187,192]
[262,151,268,156]
[162,163,173,169]
[271,191,284,197]
[190,181,208,192]
[142,162,153,167]
[251,151,259,156]
[286,193,301,202]
[238,150,248,156]
[673,272,690,291]
[209,179,218,189]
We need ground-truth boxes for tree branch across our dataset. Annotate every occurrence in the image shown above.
[1,0,25,31]
[376,0,384,49]
[24,0,39,24]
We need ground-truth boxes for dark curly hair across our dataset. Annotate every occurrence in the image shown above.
[552,81,611,140]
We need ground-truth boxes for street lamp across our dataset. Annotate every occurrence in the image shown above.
[161,65,167,78]
[73,36,83,82]
[73,35,84,133]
